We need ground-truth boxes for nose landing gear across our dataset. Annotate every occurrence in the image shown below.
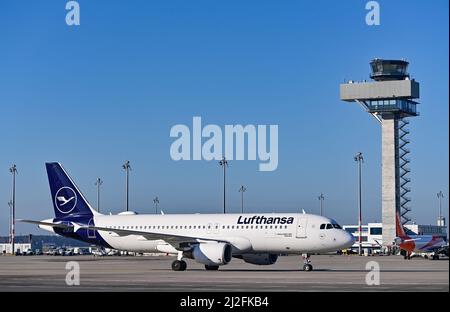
[301,253,313,271]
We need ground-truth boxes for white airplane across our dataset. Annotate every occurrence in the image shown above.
[20,163,355,271]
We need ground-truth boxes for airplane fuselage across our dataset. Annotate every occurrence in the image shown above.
[41,213,354,255]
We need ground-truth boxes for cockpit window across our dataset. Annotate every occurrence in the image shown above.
[332,223,342,229]
[326,224,333,229]
[320,224,326,230]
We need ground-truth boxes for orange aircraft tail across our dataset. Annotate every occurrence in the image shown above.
[396,211,408,238]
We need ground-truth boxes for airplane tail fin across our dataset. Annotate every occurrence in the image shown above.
[46,162,99,219]
[396,211,407,238]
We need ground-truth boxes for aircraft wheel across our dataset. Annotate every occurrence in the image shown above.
[172,260,187,271]
[205,265,219,271]
[303,264,313,271]
[432,255,439,261]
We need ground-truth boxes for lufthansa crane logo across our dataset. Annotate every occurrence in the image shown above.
[55,187,77,214]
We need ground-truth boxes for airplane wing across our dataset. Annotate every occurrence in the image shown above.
[19,219,229,250]
[80,224,229,250]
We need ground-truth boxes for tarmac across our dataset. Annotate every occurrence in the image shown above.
[0,254,448,291]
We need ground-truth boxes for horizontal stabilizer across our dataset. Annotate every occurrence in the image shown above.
[18,219,75,230]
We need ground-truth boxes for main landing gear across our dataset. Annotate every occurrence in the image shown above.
[172,251,187,271]
[302,253,313,271]
[402,251,412,260]
[172,260,187,271]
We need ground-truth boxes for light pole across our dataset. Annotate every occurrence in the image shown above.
[153,196,159,214]
[354,153,364,256]
[318,193,324,216]
[9,164,17,255]
[437,191,444,226]
[122,161,131,212]
[239,185,247,214]
[7,201,12,245]
[95,178,103,213]
[219,156,228,214]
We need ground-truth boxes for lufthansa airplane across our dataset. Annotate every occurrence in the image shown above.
[20,163,355,271]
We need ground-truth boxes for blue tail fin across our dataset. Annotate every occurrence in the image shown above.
[46,162,98,219]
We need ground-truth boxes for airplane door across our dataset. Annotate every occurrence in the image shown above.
[87,218,96,239]
[296,216,307,238]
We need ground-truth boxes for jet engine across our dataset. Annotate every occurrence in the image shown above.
[186,242,232,266]
[237,253,279,265]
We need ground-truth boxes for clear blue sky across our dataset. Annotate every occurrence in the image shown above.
[0,0,448,235]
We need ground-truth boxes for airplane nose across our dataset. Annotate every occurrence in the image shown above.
[343,231,356,248]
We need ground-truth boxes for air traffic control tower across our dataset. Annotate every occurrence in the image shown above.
[340,59,420,247]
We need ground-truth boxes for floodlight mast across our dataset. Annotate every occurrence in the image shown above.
[219,157,228,214]
[9,164,18,255]
[318,193,325,216]
[153,196,160,214]
[95,178,103,212]
[354,153,364,256]
[122,161,131,212]
[239,185,247,213]
[437,191,445,227]
[8,200,12,245]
